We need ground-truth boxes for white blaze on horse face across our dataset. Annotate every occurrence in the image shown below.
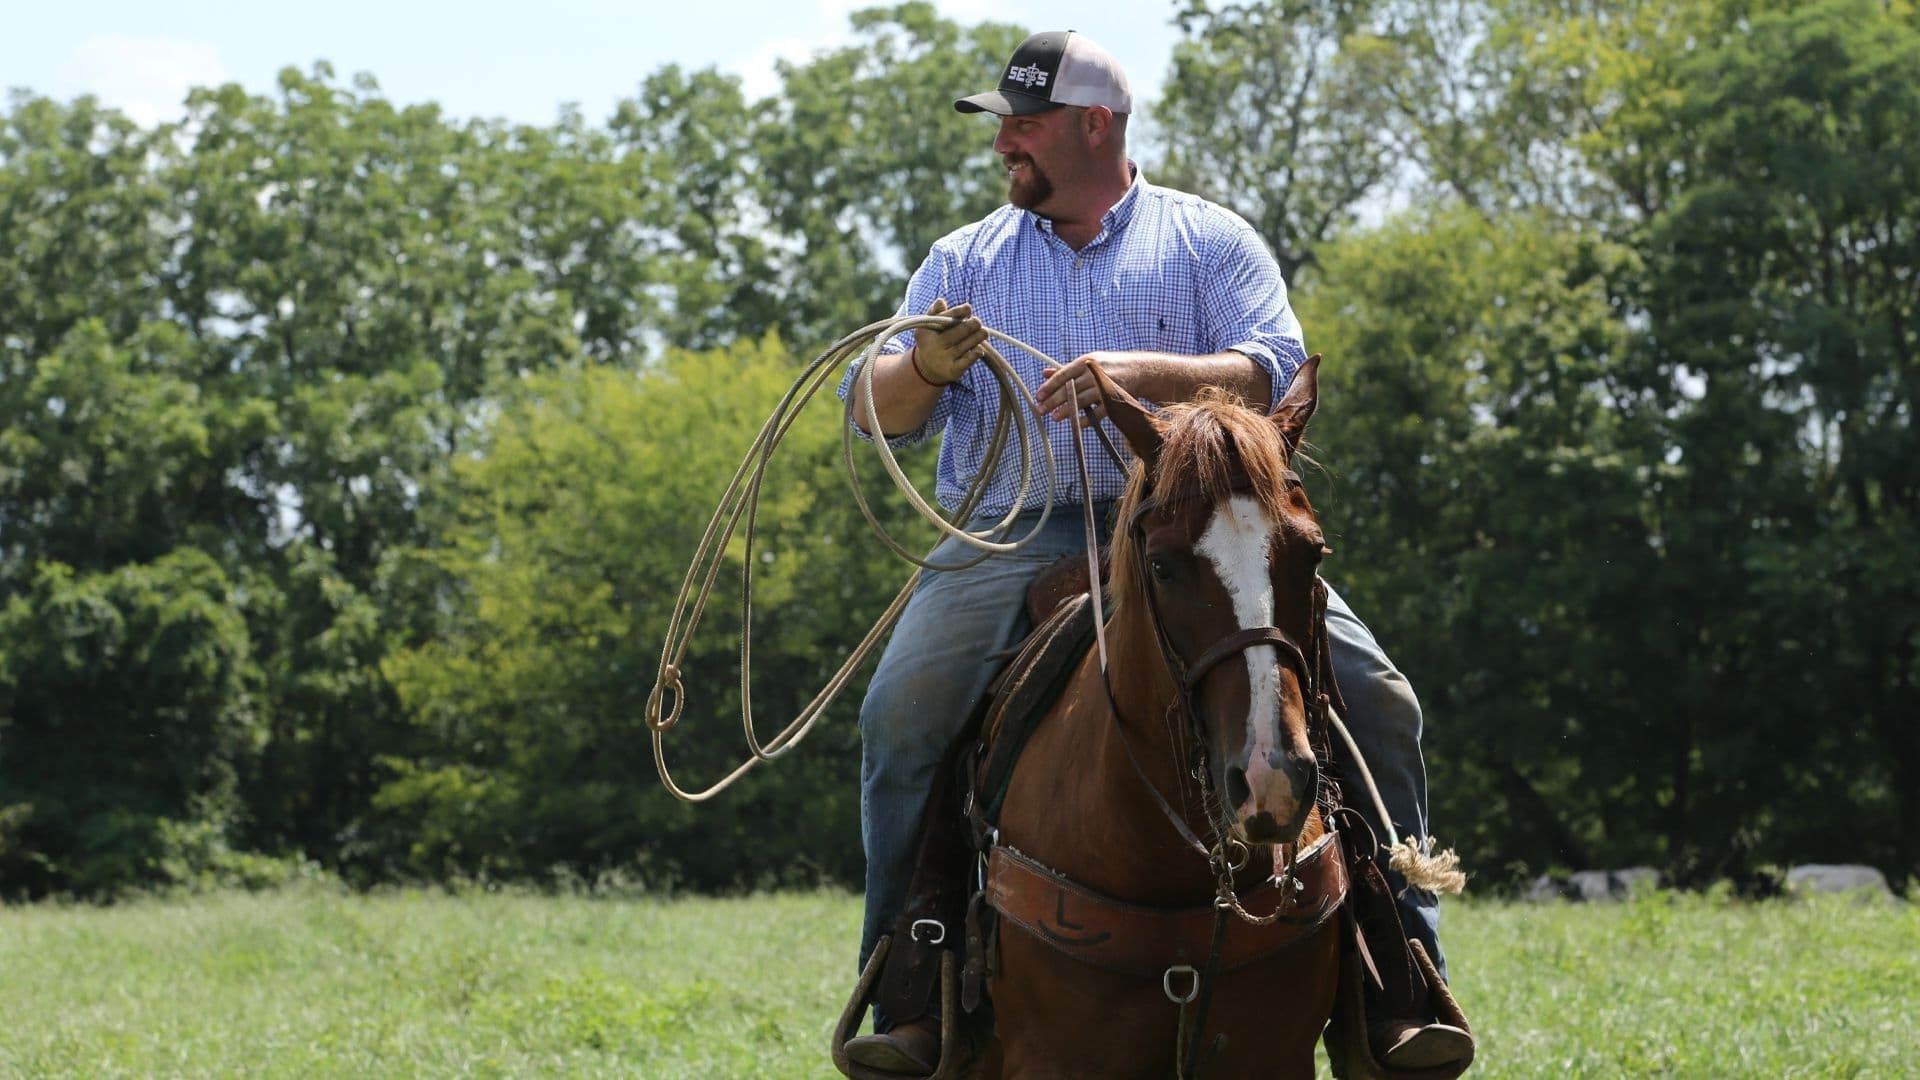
[1195,495,1286,817]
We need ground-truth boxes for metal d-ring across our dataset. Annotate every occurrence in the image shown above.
[911,918,946,946]
[1163,964,1200,1004]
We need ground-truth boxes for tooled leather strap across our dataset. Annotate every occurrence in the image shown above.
[984,832,1350,980]
[1182,626,1312,693]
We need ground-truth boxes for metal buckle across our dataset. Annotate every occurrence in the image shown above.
[1163,964,1200,1004]
[1214,837,1251,874]
[911,918,946,946]
[976,827,1000,893]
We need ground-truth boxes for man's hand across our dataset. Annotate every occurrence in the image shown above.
[911,298,989,385]
[1035,352,1150,424]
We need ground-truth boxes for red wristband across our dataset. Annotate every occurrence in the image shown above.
[909,349,952,388]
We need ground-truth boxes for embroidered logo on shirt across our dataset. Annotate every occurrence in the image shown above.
[1006,63,1050,89]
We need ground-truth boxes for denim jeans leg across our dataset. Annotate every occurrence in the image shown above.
[1323,582,1447,981]
[857,513,1096,984]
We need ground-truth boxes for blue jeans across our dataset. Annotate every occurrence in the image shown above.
[857,508,1445,990]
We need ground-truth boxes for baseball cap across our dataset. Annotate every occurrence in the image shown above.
[954,31,1133,116]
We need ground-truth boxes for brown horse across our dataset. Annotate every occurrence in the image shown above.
[977,357,1344,1078]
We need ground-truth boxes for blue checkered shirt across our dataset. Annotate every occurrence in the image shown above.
[839,169,1306,518]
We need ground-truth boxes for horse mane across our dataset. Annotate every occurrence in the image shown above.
[1108,387,1296,616]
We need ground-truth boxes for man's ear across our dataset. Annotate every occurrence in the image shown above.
[1083,105,1113,144]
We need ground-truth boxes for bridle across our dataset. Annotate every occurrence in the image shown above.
[1077,420,1337,892]
[1074,422,1340,1079]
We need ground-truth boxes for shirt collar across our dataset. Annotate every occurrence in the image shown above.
[1029,161,1145,245]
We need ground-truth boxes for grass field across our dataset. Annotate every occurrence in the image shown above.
[1,885,1913,1077]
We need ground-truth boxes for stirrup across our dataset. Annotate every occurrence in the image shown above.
[1326,937,1475,1080]
[830,935,963,1080]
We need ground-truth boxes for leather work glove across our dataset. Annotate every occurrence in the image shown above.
[910,298,989,386]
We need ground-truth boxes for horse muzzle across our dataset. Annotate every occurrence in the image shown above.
[1225,748,1317,846]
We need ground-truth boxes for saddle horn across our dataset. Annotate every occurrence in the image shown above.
[1085,359,1163,476]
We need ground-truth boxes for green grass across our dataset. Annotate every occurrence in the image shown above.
[0,885,1913,1077]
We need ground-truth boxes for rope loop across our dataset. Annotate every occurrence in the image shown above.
[645,665,684,732]
[649,316,1072,803]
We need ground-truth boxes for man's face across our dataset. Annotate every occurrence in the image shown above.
[992,108,1083,212]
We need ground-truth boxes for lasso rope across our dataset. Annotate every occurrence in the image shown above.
[645,313,1068,802]
[1331,710,1467,894]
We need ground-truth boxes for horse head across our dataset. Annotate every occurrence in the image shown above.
[1093,357,1330,850]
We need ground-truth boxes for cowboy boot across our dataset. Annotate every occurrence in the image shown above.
[1350,870,1473,1075]
[845,1014,943,1075]
[844,738,977,1078]
[1329,810,1473,1078]
[1372,939,1473,1071]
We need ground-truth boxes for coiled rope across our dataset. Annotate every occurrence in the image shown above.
[645,313,1066,802]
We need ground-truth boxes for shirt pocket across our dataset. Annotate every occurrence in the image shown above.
[1108,265,1199,352]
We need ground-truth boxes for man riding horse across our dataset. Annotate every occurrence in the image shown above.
[837,30,1472,1075]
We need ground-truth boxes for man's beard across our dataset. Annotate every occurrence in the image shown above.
[1007,158,1054,211]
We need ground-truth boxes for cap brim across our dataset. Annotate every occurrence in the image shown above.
[954,89,1059,116]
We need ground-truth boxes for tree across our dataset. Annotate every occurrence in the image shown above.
[1159,0,1404,278]
[0,550,263,897]
[1641,0,1920,881]
[1298,207,1663,878]
[750,3,1026,342]
[378,334,938,887]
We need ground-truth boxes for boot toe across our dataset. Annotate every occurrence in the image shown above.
[1379,1021,1474,1070]
[844,1016,941,1075]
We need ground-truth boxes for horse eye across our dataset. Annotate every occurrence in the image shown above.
[1148,556,1174,583]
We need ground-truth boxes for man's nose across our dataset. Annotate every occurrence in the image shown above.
[992,121,1016,154]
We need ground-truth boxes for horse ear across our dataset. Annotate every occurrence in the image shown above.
[1086,358,1163,473]
[1270,354,1321,453]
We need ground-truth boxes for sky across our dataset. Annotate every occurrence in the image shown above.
[3,1,1192,129]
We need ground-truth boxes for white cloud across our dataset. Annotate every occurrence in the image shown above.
[730,35,832,102]
[61,35,226,127]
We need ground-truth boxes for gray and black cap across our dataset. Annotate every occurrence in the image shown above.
[954,31,1133,116]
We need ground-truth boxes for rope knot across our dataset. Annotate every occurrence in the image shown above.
[647,664,685,732]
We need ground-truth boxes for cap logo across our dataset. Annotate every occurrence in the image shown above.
[1005,62,1050,89]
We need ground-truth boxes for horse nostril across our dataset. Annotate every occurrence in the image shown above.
[1293,755,1319,801]
[1225,765,1251,810]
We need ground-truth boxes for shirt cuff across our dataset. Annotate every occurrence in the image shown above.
[1226,342,1289,409]
[841,348,940,449]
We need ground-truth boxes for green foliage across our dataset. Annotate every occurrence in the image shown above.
[1278,0,1920,883]
[0,549,260,896]
[1160,0,1402,277]
[377,334,932,887]
[1640,0,1920,876]
[1300,207,1662,876]
[749,3,1025,340]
